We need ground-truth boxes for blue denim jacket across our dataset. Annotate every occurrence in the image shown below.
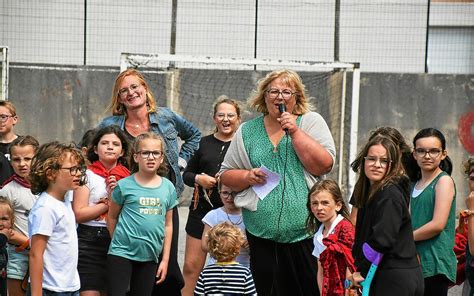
[98,107,201,197]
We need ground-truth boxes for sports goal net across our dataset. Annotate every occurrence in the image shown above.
[120,53,360,201]
[0,47,8,101]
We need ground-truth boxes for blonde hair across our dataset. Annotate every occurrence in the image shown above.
[0,101,17,116]
[0,196,14,227]
[107,69,157,115]
[29,142,86,195]
[130,132,168,176]
[207,222,244,262]
[248,69,312,115]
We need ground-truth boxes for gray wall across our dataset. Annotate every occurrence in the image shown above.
[8,66,474,210]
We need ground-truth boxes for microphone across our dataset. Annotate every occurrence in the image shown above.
[278,104,288,135]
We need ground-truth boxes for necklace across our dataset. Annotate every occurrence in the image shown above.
[224,208,242,225]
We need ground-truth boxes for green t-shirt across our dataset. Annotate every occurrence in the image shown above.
[242,116,309,243]
[411,171,456,282]
[109,175,178,263]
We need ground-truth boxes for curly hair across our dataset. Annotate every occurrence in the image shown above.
[130,132,169,176]
[29,142,86,195]
[0,196,14,227]
[464,157,474,176]
[305,179,351,234]
[207,222,244,262]
[248,69,312,115]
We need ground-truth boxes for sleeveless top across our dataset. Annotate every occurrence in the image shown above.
[411,171,456,282]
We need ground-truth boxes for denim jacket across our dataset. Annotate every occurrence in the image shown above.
[98,107,201,197]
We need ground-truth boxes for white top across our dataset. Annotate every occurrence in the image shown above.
[312,214,344,259]
[0,180,37,236]
[82,169,108,227]
[28,192,80,292]
[202,207,250,267]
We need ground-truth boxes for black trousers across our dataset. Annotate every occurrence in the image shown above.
[423,274,449,296]
[152,207,184,296]
[107,255,157,296]
[246,231,319,296]
[369,265,424,296]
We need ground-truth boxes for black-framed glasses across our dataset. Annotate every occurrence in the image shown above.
[60,165,86,176]
[136,150,163,159]
[265,88,297,100]
[220,191,235,199]
[0,114,14,122]
[414,148,442,158]
[364,156,391,168]
[118,84,140,98]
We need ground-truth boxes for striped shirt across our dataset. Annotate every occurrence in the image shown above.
[194,262,256,295]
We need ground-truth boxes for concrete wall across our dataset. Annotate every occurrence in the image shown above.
[8,66,474,210]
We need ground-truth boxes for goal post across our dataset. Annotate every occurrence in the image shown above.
[0,46,9,101]
[120,52,360,200]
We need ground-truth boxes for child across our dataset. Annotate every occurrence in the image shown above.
[28,142,86,296]
[0,135,39,296]
[0,101,19,159]
[106,132,177,296]
[349,135,423,295]
[73,126,130,296]
[0,196,14,296]
[409,128,456,296]
[195,222,256,295]
[463,157,474,295]
[201,182,249,267]
[305,179,354,296]
[77,128,97,166]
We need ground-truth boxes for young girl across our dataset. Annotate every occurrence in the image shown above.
[73,126,130,296]
[409,128,456,296]
[28,142,87,296]
[0,135,39,296]
[349,135,423,296]
[305,179,354,296]
[201,182,249,267]
[107,132,178,296]
[0,196,14,296]
[195,222,256,295]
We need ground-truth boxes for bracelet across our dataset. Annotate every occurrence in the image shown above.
[15,239,30,252]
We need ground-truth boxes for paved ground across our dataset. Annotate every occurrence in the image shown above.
[176,206,464,295]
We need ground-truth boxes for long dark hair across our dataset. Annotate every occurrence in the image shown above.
[86,125,130,168]
[305,179,351,234]
[407,128,453,181]
[353,135,406,208]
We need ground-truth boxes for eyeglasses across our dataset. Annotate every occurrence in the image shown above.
[118,84,140,98]
[215,112,237,121]
[220,191,235,199]
[0,114,14,122]
[364,156,391,168]
[266,88,297,100]
[136,150,163,159]
[60,165,86,176]
[414,148,442,158]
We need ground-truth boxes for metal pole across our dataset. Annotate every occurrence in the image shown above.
[334,0,340,62]
[253,0,258,70]
[83,0,87,65]
[424,0,431,73]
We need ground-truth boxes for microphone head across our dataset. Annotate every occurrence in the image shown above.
[278,104,286,114]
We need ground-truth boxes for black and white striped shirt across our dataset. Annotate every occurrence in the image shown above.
[194,262,256,295]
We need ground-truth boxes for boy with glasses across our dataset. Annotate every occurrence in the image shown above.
[0,101,19,160]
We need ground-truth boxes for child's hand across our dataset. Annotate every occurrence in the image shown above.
[242,239,249,250]
[1,228,12,240]
[196,174,217,190]
[106,176,118,194]
[155,260,168,284]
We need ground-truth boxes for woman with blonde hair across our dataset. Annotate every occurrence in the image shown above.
[220,69,336,295]
[98,69,201,295]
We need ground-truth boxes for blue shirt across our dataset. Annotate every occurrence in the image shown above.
[109,175,178,263]
[98,107,201,197]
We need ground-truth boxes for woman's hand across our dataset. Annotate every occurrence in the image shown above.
[196,174,217,189]
[277,112,298,135]
[245,168,267,186]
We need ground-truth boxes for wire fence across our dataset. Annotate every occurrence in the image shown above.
[1,0,473,73]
